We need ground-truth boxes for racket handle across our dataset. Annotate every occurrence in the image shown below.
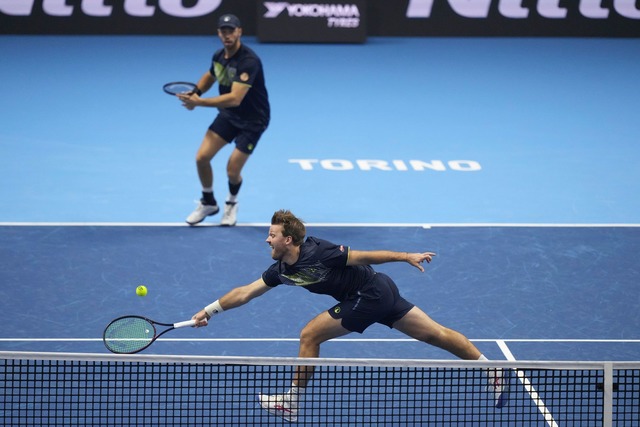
[174,319,197,329]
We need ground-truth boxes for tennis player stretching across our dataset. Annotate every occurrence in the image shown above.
[192,210,507,422]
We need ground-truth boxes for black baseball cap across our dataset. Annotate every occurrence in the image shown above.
[218,14,241,29]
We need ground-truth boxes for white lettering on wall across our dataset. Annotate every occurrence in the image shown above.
[404,0,640,19]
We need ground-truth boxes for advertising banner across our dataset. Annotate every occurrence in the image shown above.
[256,1,367,43]
[372,0,640,37]
[1,0,639,37]
[0,0,252,35]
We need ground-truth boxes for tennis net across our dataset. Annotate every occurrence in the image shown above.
[1,351,638,426]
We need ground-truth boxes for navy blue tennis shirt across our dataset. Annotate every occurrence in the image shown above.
[262,237,377,301]
[210,44,270,127]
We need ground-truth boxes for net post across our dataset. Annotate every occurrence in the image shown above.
[602,362,613,427]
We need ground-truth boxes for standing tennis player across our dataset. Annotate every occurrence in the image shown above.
[192,210,507,421]
[178,13,270,227]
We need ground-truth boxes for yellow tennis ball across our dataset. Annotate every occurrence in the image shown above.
[136,285,148,296]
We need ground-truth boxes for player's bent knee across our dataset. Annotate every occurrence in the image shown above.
[196,153,213,164]
[298,328,315,346]
[299,326,327,350]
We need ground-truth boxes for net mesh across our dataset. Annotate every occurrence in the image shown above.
[1,352,638,426]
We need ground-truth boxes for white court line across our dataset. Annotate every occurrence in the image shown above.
[1,222,640,227]
[498,340,558,427]
[480,338,640,343]
[2,337,640,343]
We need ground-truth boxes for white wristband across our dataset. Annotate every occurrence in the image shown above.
[204,300,224,317]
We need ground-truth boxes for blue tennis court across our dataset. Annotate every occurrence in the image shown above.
[0,34,639,425]
[1,223,639,362]
[1,34,639,355]
[1,36,639,224]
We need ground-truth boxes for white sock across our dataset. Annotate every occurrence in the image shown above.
[227,194,238,204]
[289,384,305,395]
[477,354,503,383]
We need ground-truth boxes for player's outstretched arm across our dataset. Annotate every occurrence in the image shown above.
[192,278,272,326]
[347,250,436,272]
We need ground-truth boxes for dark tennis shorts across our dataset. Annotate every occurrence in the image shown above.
[328,273,415,333]
[209,114,268,155]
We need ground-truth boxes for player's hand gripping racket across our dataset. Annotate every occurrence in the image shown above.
[103,315,199,354]
[163,81,198,96]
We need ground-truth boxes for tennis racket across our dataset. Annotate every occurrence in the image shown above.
[103,315,198,354]
[163,81,198,96]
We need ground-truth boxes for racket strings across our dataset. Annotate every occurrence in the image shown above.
[104,317,154,353]
[163,82,197,95]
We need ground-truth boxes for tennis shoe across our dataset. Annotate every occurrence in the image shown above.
[220,201,238,226]
[258,392,298,422]
[186,200,219,225]
[486,368,509,408]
